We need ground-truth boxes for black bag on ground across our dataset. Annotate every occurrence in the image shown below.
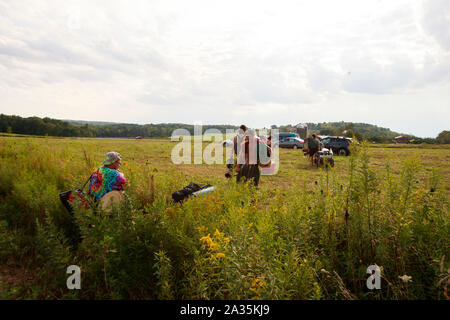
[60,190,74,214]
[172,182,212,203]
[59,175,94,214]
[59,188,92,214]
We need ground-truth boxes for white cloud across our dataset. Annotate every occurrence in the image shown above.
[0,0,449,137]
[421,0,450,51]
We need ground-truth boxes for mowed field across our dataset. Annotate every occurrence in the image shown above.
[0,136,449,300]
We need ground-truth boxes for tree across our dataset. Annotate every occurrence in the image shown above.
[436,130,450,144]
[319,127,336,136]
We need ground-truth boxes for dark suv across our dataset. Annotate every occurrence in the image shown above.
[320,136,351,156]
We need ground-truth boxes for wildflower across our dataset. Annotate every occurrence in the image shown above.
[249,287,260,294]
[238,207,248,214]
[216,252,225,259]
[399,275,412,283]
[248,223,253,229]
[223,237,230,243]
[252,278,266,287]
[209,242,220,251]
[196,225,208,233]
[214,229,224,238]
[249,277,266,295]
[200,234,212,246]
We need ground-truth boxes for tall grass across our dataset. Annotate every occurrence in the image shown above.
[0,138,448,299]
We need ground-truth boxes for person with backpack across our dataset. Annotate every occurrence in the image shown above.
[225,125,247,178]
[235,129,271,186]
[306,134,321,166]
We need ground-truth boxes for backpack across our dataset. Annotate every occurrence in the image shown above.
[172,182,212,203]
[308,137,319,149]
[59,189,93,214]
[59,175,95,214]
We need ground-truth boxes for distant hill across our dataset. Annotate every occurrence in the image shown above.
[274,122,404,142]
[0,114,438,143]
[63,119,123,126]
[61,118,404,140]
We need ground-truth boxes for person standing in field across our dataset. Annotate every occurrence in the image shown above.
[306,134,321,166]
[88,152,127,210]
[235,129,271,187]
[225,124,247,178]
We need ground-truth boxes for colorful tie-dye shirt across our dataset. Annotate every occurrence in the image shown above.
[88,166,127,200]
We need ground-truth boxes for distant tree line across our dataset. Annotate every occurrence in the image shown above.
[1,114,448,143]
[0,114,239,137]
[271,121,446,144]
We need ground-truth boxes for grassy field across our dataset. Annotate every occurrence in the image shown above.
[0,136,448,299]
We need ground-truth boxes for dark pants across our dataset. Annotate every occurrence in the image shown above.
[236,164,260,186]
[309,148,318,156]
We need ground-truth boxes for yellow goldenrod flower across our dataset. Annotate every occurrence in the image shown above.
[249,287,260,294]
[209,242,220,251]
[248,223,253,229]
[200,234,212,244]
[223,237,230,243]
[214,229,224,238]
[216,252,225,259]
[196,225,208,232]
[250,277,266,288]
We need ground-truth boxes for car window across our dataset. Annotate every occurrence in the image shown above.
[322,138,330,144]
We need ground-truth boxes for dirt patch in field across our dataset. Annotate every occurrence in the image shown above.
[0,263,37,297]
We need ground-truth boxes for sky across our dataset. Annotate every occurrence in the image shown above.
[0,0,449,138]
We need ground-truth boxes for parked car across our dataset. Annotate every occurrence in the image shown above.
[278,137,304,149]
[135,136,143,139]
[279,132,300,141]
[320,136,351,156]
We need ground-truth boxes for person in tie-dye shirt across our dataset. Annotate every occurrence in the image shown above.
[88,152,127,201]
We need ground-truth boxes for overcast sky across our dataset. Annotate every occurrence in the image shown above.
[0,0,449,137]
